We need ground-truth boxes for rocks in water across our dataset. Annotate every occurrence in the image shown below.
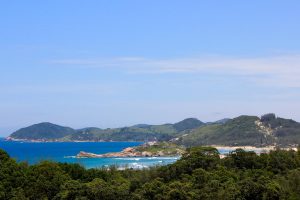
[76,142,184,158]
[141,151,152,157]
[76,150,141,158]
[77,151,103,158]
[76,148,145,158]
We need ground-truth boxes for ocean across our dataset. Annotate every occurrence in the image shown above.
[0,138,263,169]
[0,138,179,169]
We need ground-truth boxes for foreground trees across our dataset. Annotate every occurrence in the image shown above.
[1,147,300,199]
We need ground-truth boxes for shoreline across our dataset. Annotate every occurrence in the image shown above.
[213,145,298,153]
[3,138,298,152]
[213,145,275,151]
[4,137,146,143]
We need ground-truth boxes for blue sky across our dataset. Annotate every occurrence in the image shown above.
[1,1,300,136]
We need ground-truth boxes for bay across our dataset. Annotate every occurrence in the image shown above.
[0,138,179,169]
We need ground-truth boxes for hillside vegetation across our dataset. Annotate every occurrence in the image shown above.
[9,114,300,147]
[10,118,204,142]
[177,114,300,147]
[135,142,186,156]
[9,122,75,140]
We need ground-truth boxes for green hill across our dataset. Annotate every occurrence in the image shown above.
[173,118,204,132]
[9,118,204,141]
[177,114,300,147]
[10,122,75,140]
[67,118,203,141]
[260,113,300,145]
[8,114,300,146]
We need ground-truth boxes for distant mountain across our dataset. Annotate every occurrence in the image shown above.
[214,118,231,124]
[8,118,205,142]
[177,114,300,147]
[173,118,204,132]
[10,122,75,140]
[259,113,300,145]
[68,118,204,142]
[8,114,300,147]
[76,127,102,132]
[132,124,152,128]
[206,118,231,125]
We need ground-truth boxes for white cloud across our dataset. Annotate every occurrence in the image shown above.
[50,54,300,87]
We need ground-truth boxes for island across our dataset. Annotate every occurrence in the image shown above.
[76,142,186,158]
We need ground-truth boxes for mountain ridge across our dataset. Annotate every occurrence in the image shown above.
[177,114,300,147]
[9,118,205,142]
[9,122,75,140]
[8,114,300,147]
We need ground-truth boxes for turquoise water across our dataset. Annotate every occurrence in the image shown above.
[0,138,257,169]
[0,138,179,169]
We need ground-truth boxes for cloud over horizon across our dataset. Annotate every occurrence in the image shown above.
[51,53,300,88]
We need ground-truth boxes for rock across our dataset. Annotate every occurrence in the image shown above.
[76,143,184,158]
[77,151,103,158]
[157,151,165,156]
[123,147,134,153]
[141,151,152,157]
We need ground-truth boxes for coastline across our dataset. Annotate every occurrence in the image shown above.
[4,137,146,143]
[213,145,298,153]
[4,138,298,151]
[76,142,185,158]
[1,139,298,169]
[213,145,275,151]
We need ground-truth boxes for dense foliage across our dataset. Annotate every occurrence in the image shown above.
[1,147,300,200]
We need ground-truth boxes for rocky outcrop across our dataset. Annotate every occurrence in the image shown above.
[76,143,184,158]
[76,149,144,158]
[77,151,103,158]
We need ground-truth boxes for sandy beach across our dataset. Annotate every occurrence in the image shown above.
[212,145,298,153]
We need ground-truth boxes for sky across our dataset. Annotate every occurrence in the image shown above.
[1,1,300,136]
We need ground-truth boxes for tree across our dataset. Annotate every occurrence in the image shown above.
[224,149,260,169]
[135,178,166,200]
[24,161,69,199]
[54,180,87,200]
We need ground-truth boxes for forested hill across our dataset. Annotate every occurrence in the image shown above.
[9,122,76,140]
[177,114,300,147]
[8,114,300,147]
[9,118,205,141]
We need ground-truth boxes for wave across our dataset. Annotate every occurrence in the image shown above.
[114,158,141,161]
[145,156,180,160]
[117,162,149,170]
[114,156,180,161]
[63,156,76,158]
[127,162,148,169]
